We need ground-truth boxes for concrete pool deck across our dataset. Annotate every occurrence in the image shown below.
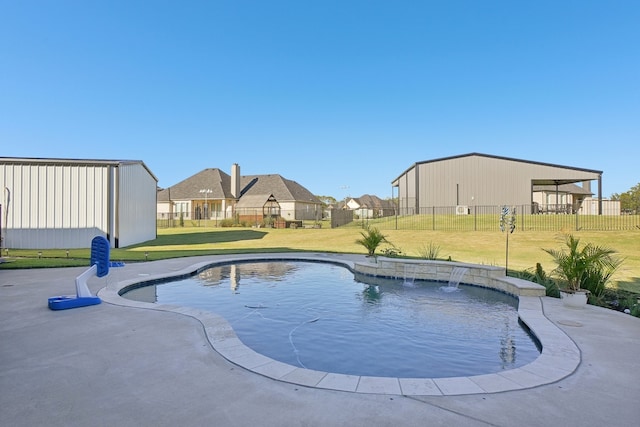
[1,253,639,426]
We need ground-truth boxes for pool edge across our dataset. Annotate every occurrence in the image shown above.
[98,252,580,396]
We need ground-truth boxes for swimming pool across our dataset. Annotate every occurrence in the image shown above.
[122,260,540,378]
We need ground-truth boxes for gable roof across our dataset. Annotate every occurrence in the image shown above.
[421,153,602,173]
[240,174,321,203]
[393,152,603,186]
[235,194,278,209]
[157,168,230,202]
[352,194,395,209]
[157,169,321,205]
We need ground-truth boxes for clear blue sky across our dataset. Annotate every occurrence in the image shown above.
[1,1,638,201]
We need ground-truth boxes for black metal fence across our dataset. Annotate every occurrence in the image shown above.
[156,204,639,232]
[351,205,640,232]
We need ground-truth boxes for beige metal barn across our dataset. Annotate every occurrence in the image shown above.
[0,157,157,249]
[392,153,604,215]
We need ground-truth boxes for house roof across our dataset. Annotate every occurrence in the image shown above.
[352,194,395,209]
[157,169,321,206]
[157,168,230,202]
[533,183,594,195]
[236,194,277,209]
[240,174,321,204]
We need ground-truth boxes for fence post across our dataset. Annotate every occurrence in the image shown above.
[500,206,516,275]
[474,205,477,231]
[432,206,435,230]
[395,208,398,230]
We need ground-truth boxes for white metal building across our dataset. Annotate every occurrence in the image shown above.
[0,157,157,249]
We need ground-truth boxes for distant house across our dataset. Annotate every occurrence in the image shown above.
[157,164,322,227]
[579,197,620,215]
[345,194,396,219]
[235,194,280,225]
[532,183,593,214]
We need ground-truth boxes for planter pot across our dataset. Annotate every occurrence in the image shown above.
[560,290,589,308]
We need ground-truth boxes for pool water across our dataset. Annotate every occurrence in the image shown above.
[123,261,541,378]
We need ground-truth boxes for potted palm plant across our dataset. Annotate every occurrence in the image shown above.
[543,234,622,308]
[355,226,388,262]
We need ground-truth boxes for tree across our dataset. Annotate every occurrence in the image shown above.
[315,195,337,207]
[611,182,640,214]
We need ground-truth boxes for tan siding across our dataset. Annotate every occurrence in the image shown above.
[397,166,417,212]
[397,154,602,209]
[405,167,416,209]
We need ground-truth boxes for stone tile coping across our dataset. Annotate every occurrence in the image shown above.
[354,257,547,297]
[98,253,579,396]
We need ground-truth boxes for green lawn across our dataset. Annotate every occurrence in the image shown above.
[349,212,640,232]
[2,225,639,294]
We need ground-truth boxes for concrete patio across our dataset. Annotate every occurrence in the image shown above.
[1,254,639,426]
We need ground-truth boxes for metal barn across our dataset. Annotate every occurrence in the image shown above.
[0,157,157,249]
[392,153,604,214]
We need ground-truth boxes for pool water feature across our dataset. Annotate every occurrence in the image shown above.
[448,266,469,287]
[122,261,541,378]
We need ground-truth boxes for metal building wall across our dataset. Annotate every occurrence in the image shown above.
[1,162,109,249]
[416,155,530,208]
[393,166,416,214]
[393,154,602,212]
[116,163,157,247]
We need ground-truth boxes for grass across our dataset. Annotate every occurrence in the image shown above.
[2,224,639,294]
[347,213,640,232]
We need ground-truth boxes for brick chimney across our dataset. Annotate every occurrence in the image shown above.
[231,163,240,199]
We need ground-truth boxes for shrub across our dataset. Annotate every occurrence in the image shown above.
[380,246,402,257]
[263,216,274,228]
[355,226,388,257]
[542,234,623,293]
[518,263,559,298]
[582,255,624,298]
[418,242,441,260]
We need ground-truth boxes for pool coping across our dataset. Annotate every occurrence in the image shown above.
[97,252,580,396]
